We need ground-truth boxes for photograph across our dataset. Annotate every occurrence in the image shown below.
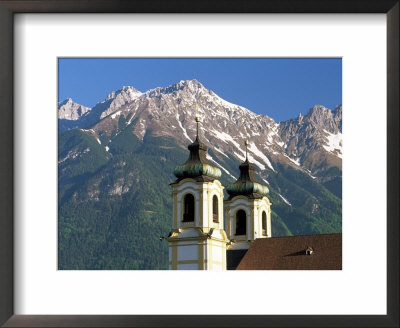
[58,58,342,270]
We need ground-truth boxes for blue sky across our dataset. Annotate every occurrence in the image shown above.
[58,58,341,122]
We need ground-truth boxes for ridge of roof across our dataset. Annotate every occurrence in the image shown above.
[236,233,342,270]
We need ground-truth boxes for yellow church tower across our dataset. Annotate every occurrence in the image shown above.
[167,117,229,270]
[225,141,272,251]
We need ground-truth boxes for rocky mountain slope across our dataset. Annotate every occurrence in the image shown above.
[59,80,342,183]
[58,98,91,121]
[58,79,342,270]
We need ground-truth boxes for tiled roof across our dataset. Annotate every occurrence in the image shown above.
[236,233,342,270]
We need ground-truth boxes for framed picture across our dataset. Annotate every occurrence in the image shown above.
[0,1,398,327]
[57,57,343,272]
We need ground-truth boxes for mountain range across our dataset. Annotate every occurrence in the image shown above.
[58,79,342,270]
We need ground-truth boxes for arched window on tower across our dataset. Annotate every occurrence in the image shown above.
[183,194,195,222]
[262,211,267,236]
[235,209,246,235]
[212,195,219,223]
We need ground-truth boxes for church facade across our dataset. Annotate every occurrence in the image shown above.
[167,118,272,270]
[166,117,342,271]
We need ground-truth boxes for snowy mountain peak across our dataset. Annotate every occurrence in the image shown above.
[99,86,143,119]
[105,86,142,101]
[58,80,342,180]
[58,98,91,121]
[145,79,205,98]
[307,104,330,116]
[302,104,340,133]
[173,79,204,90]
[298,112,304,124]
[58,97,73,106]
[279,103,342,175]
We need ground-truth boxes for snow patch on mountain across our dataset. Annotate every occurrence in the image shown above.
[284,153,301,166]
[213,147,229,158]
[261,178,270,185]
[233,151,266,171]
[323,130,342,158]
[80,128,95,133]
[248,155,266,171]
[210,129,241,149]
[176,114,192,142]
[305,169,316,179]
[111,111,122,119]
[279,194,292,206]
[134,120,148,140]
[59,150,78,164]
[213,94,239,111]
[206,153,236,180]
[233,151,245,162]
[59,147,90,164]
[127,105,140,125]
[79,128,101,145]
[248,142,275,171]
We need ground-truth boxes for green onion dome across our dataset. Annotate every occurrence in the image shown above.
[174,137,221,182]
[226,159,269,199]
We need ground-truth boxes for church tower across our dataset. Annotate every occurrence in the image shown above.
[225,141,272,251]
[167,117,229,270]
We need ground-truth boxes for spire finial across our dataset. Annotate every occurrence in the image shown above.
[195,116,201,139]
[195,103,201,139]
[244,140,249,161]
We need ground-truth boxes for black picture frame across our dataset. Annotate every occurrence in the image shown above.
[0,1,398,327]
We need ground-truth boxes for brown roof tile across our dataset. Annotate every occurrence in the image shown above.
[236,233,342,270]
